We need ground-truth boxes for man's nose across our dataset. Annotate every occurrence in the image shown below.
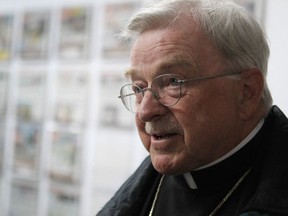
[137,90,167,122]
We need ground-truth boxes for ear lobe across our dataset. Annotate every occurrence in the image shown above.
[239,69,264,119]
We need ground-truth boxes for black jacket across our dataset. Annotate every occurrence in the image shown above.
[97,106,288,216]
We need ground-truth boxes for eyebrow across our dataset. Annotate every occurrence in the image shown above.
[124,68,137,78]
[124,55,198,79]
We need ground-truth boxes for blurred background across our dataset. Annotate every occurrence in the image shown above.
[0,0,287,215]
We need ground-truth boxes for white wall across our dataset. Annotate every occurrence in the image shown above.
[266,0,288,115]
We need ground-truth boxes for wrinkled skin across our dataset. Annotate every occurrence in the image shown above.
[127,20,265,175]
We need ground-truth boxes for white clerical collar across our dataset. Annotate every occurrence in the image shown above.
[184,119,264,189]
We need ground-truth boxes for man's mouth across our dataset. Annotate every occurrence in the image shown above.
[152,133,177,140]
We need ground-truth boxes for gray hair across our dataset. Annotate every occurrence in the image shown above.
[122,0,272,110]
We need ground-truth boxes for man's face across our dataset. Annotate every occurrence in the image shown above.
[128,24,244,175]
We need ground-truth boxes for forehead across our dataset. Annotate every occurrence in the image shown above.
[125,54,197,79]
[127,24,223,80]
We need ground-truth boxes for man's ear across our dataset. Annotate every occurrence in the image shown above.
[238,69,264,120]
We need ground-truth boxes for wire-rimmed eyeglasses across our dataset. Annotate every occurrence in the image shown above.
[118,72,241,113]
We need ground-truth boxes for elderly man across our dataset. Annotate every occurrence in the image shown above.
[97,0,288,215]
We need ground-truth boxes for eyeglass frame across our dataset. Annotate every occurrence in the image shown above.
[118,71,242,113]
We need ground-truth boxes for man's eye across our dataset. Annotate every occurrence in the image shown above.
[156,75,182,89]
[132,85,143,94]
[162,77,180,86]
[169,77,180,86]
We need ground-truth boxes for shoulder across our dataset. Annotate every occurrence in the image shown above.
[244,106,288,214]
[96,156,159,216]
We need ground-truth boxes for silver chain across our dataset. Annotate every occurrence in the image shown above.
[148,175,165,216]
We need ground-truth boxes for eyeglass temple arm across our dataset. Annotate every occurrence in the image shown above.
[118,92,136,99]
[177,71,242,84]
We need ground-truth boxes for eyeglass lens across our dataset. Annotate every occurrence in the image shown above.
[120,74,182,112]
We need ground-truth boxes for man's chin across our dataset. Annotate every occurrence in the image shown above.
[151,154,178,175]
